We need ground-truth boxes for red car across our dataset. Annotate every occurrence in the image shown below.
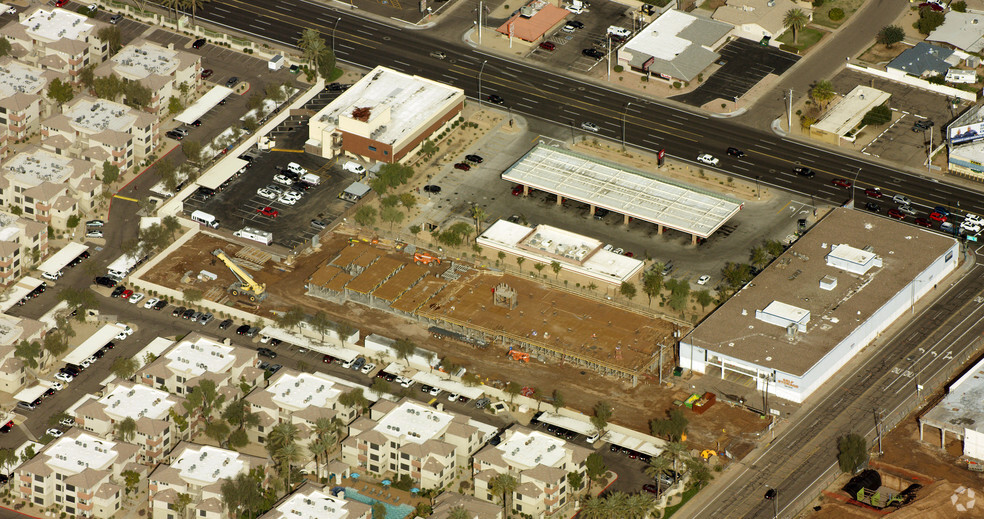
[929,211,947,222]
[121,289,133,300]
[642,484,659,494]
[201,69,213,79]
[512,185,524,196]
[915,218,932,227]
[831,178,852,188]
[55,0,68,6]
[888,208,905,220]
[322,354,334,364]
[257,206,279,217]
[453,162,471,171]
[539,41,556,51]
[864,188,882,198]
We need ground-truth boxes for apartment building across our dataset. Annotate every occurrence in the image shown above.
[74,381,188,464]
[0,7,110,81]
[0,312,45,393]
[15,429,140,518]
[0,57,63,143]
[432,492,503,519]
[0,146,102,227]
[137,333,262,397]
[341,398,496,489]
[258,482,371,519]
[246,369,363,447]
[41,95,158,172]
[0,211,48,284]
[95,39,201,117]
[473,426,591,518]
[148,442,274,519]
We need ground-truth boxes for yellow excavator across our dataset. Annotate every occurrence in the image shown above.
[212,249,266,302]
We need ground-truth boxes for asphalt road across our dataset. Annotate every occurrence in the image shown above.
[177,0,984,228]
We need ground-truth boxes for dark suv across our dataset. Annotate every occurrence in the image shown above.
[257,347,277,358]
[793,166,815,178]
[94,276,116,288]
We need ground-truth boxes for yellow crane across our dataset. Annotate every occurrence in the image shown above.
[211,249,266,302]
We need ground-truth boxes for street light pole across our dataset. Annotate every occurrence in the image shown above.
[478,60,487,108]
[331,17,341,58]
[570,119,575,144]
[621,102,633,151]
[851,167,862,208]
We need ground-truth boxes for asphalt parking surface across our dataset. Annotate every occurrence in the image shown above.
[520,0,633,72]
[672,39,799,107]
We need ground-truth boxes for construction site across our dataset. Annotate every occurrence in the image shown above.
[140,230,768,451]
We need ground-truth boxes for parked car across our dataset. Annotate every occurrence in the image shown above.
[201,69,213,79]
[257,347,277,358]
[361,363,376,375]
[311,219,328,230]
[143,298,159,309]
[257,206,279,217]
[85,229,104,238]
[218,319,234,330]
[453,162,471,171]
[111,286,126,298]
[192,38,207,49]
[199,313,214,325]
[539,41,556,51]
[128,293,144,304]
[236,324,251,335]
[225,77,239,88]
[424,185,442,194]
[172,306,187,317]
[582,48,604,59]
[466,154,484,163]
[911,120,934,132]
[109,13,123,24]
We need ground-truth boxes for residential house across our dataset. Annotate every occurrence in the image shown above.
[887,42,961,78]
[927,11,984,53]
[94,39,201,117]
[0,146,102,227]
[712,0,812,46]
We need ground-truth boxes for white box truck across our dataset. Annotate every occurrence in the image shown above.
[190,210,220,229]
[234,227,273,246]
[300,173,321,185]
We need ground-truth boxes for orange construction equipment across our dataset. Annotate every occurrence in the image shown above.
[508,350,530,362]
[414,252,442,265]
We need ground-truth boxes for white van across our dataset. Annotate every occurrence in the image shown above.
[190,210,220,229]
[41,271,62,281]
[300,173,321,186]
[233,227,273,246]
[286,162,307,175]
[342,161,366,175]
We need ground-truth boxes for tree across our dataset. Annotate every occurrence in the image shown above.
[97,26,123,54]
[579,496,607,519]
[381,195,400,208]
[591,400,613,434]
[917,6,946,34]
[838,433,868,473]
[355,205,377,227]
[182,288,203,304]
[123,81,153,109]
[642,269,663,306]
[183,379,225,426]
[0,448,18,475]
[620,281,637,300]
[205,420,231,444]
[0,38,10,58]
[504,381,521,403]
[332,320,356,344]
[182,140,203,165]
[550,260,562,280]
[585,453,607,491]
[298,29,327,78]
[684,456,712,489]
[220,471,265,519]
[111,357,139,380]
[121,469,141,495]
[222,398,258,433]
[489,473,518,517]
[93,73,124,101]
[174,493,194,519]
[380,206,404,230]
[14,340,41,370]
[552,389,564,411]
[309,311,333,343]
[370,377,389,397]
[470,205,487,234]
[876,25,905,47]
[102,161,120,185]
[47,78,74,104]
[567,471,584,492]
[317,47,337,80]
[695,289,714,311]
[182,0,210,25]
[168,96,184,115]
[372,502,387,519]
[116,417,137,442]
[750,247,769,269]
[394,337,417,366]
[649,409,688,442]
[722,262,753,289]
[810,80,836,111]
[399,193,417,212]
[58,287,98,320]
[644,455,672,483]
[783,8,809,44]
[861,105,892,127]
[533,263,545,277]
[338,388,370,415]
[409,224,421,242]
[953,0,968,11]
[277,305,306,334]
[663,442,688,483]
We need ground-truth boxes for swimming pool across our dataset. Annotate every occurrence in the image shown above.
[343,487,415,519]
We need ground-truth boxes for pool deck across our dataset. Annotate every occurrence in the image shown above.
[339,476,431,513]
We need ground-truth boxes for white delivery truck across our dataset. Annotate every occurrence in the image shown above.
[107,254,143,280]
[300,173,321,185]
[233,227,273,246]
[190,210,220,229]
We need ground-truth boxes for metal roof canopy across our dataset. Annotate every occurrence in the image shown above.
[0,277,43,313]
[258,326,359,362]
[175,85,233,125]
[13,382,53,404]
[502,144,742,238]
[37,243,88,275]
[410,371,485,399]
[603,430,664,457]
[63,324,123,366]
[535,411,597,436]
[196,157,247,190]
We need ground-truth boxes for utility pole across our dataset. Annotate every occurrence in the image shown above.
[478,0,483,45]
[928,130,933,174]
[874,409,883,455]
[787,88,793,131]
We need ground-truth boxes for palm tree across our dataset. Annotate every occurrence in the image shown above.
[604,491,630,517]
[664,442,688,484]
[220,471,264,519]
[448,506,469,519]
[489,473,518,517]
[297,29,326,78]
[160,0,182,21]
[626,493,657,519]
[266,422,299,455]
[578,496,607,519]
[307,439,327,481]
[115,417,137,442]
[644,455,672,483]
[275,442,303,490]
[181,0,209,25]
[470,205,487,235]
[783,8,809,44]
[810,80,836,111]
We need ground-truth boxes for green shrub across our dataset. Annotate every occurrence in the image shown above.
[613,65,624,73]
[672,81,681,88]
[828,7,845,20]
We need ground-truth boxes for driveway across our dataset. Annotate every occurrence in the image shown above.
[672,39,799,108]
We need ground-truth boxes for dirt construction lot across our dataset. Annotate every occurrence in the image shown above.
[144,231,769,453]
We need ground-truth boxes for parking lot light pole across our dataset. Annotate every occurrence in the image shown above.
[331,18,341,58]
[764,486,779,519]
[478,60,488,108]
[622,102,633,151]
[851,167,862,208]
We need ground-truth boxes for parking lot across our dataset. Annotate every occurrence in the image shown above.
[522,0,635,73]
[671,38,799,107]
[183,150,359,250]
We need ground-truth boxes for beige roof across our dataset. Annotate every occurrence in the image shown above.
[24,181,67,202]
[0,92,39,112]
[523,464,566,484]
[713,0,812,35]
[47,38,87,55]
[37,54,67,70]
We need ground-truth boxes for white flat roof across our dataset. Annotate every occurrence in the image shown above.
[112,42,180,80]
[534,411,597,436]
[37,242,88,275]
[259,327,359,362]
[64,324,123,365]
[273,488,359,519]
[22,8,94,43]
[602,430,664,456]
[197,157,247,190]
[502,144,742,238]
[134,337,175,371]
[373,400,454,444]
[175,85,233,125]
[0,60,46,97]
[0,277,42,312]
[164,336,236,376]
[13,383,48,403]
[171,444,247,486]
[410,371,486,400]
[65,98,139,134]
[97,384,177,422]
[267,372,344,411]
[497,430,567,470]
[45,432,118,475]
[4,148,77,186]
[812,86,891,136]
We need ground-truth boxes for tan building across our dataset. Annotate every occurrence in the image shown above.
[473,426,591,518]
[137,333,263,398]
[308,66,464,164]
[95,39,201,117]
[712,0,812,46]
[148,442,274,519]
[246,369,364,447]
[257,482,371,519]
[0,58,64,143]
[0,7,111,82]
[433,492,503,519]
[74,381,189,464]
[0,146,102,227]
[341,398,497,489]
[809,86,891,146]
[15,429,141,518]
[41,95,159,172]
[0,312,45,393]
[0,211,49,284]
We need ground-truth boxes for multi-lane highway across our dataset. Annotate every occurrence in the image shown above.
[185,0,983,224]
